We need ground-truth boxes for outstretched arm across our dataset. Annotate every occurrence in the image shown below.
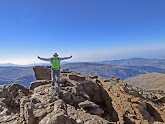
[38,56,52,62]
[59,55,72,61]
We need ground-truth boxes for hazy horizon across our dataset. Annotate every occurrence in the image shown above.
[0,57,165,66]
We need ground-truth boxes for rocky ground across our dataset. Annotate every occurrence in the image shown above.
[0,66,165,124]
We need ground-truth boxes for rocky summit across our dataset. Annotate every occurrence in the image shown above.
[0,66,165,124]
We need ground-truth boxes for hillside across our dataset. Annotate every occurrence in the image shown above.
[61,62,163,80]
[0,67,35,86]
[0,66,165,124]
[124,72,165,91]
[99,58,165,69]
[0,62,164,86]
[13,74,36,87]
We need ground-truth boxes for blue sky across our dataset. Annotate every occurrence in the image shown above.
[0,0,165,64]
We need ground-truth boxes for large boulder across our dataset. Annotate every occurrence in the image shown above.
[66,104,110,124]
[78,100,99,108]
[39,100,76,124]
[39,112,76,124]
[58,87,86,107]
[31,84,59,105]
[8,83,30,96]
[68,74,86,81]
[78,100,104,116]
[30,80,51,90]
[0,84,30,115]
[73,80,119,122]
[23,102,37,124]
[33,66,51,80]
[99,76,165,123]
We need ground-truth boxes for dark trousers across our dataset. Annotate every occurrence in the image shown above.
[52,70,60,86]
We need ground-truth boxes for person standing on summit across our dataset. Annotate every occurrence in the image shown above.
[38,53,72,86]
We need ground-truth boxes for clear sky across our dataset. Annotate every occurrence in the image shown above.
[0,0,165,64]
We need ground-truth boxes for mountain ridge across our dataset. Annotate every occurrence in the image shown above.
[124,72,165,91]
[98,57,165,69]
[0,61,164,86]
[61,62,164,80]
[1,57,165,67]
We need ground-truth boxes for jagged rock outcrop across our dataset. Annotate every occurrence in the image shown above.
[98,77,165,123]
[0,66,165,124]
[78,100,104,116]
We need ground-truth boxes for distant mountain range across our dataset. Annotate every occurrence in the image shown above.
[0,67,35,86]
[124,72,165,91]
[0,58,165,87]
[13,74,36,87]
[98,57,165,69]
[61,62,163,80]
[0,63,20,66]
[1,57,165,68]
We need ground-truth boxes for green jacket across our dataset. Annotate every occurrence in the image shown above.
[39,56,71,70]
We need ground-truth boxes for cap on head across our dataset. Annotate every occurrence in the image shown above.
[53,53,58,56]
